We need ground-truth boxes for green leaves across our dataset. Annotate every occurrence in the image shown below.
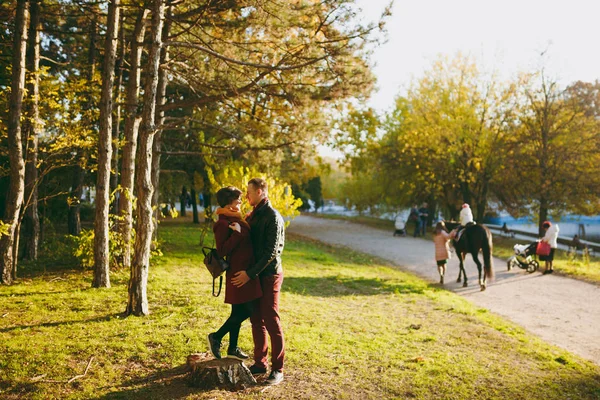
[335,54,600,222]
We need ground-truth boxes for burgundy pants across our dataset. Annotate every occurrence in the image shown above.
[251,273,285,371]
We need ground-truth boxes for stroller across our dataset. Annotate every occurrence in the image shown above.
[507,242,540,273]
[393,211,408,237]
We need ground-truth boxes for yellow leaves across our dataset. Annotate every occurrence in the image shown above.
[0,221,10,238]
[209,164,302,223]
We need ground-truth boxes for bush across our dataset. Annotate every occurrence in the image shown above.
[71,215,130,269]
[208,164,302,224]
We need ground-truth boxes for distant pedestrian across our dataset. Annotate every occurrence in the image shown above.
[433,221,455,284]
[540,221,559,274]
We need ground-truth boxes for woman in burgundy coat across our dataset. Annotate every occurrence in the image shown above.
[207,186,262,360]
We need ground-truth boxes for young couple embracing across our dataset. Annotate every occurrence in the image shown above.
[206,178,286,386]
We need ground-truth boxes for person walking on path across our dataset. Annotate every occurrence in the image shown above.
[231,178,286,386]
[207,187,263,360]
[540,221,559,274]
[433,221,455,284]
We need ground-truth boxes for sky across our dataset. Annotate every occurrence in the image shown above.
[354,0,600,113]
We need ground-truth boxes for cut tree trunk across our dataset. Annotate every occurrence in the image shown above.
[93,0,120,288]
[117,8,148,270]
[22,0,41,261]
[186,355,256,390]
[127,0,164,316]
[0,0,29,285]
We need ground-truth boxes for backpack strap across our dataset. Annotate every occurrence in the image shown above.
[212,275,223,297]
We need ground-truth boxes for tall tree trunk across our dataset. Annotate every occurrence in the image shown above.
[538,100,550,237]
[22,0,41,261]
[0,0,29,284]
[179,186,187,217]
[151,1,171,241]
[539,197,548,237]
[93,0,120,288]
[110,15,125,214]
[475,179,489,223]
[202,190,212,220]
[127,0,164,316]
[68,14,97,236]
[117,8,148,271]
[191,187,199,224]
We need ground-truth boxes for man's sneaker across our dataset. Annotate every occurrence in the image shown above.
[227,347,249,360]
[248,364,267,375]
[265,369,284,385]
[207,333,221,359]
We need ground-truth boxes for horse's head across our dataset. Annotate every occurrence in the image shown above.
[444,221,460,231]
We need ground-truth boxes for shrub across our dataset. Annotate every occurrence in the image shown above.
[208,164,302,224]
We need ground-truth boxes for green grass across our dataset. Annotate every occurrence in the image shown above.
[1,220,599,399]
[312,213,600,285]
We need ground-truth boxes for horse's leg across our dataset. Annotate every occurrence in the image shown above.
[457,253,467,287]
[456,253,463,283]
[471,252,485,291]
[462,254,468,287]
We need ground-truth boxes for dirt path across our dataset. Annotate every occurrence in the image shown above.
[288,215,600,365]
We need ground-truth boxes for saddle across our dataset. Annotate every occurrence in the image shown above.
[455,222,476,242]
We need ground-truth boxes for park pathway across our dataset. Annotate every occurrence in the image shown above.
[287,215,600,366]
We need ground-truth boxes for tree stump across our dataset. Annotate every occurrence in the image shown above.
[187,354,257,390]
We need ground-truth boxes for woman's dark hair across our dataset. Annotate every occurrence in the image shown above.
[216,186,242,207]
[542,221,552,229]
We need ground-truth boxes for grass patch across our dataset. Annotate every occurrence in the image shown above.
[1,220,599,399]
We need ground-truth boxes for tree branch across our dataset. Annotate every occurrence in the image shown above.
[165,41,329,71]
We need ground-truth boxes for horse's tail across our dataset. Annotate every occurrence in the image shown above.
[481,227,494,280]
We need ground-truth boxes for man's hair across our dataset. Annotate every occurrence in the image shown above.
[248,177,268,194]
[216,186,242,207]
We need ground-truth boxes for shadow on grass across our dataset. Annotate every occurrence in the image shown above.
[283,276,427,297]
[0,313,123,333]
[93,365,201,400]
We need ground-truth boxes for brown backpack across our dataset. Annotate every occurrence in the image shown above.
[202,247,230,297]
